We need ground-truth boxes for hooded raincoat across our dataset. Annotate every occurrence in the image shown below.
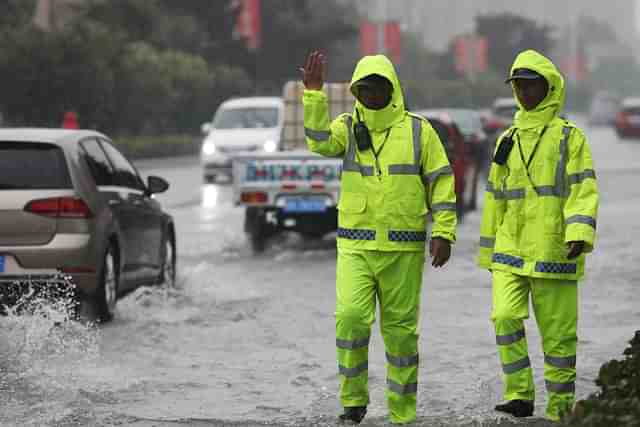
[478,50,599,421]
[303,55,456,424]
[478,50,599,279]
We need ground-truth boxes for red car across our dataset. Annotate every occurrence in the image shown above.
[416,110,469,220]
[615,97,640,139]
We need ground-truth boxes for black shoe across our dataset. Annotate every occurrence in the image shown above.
[495,400,534,417]
[339,406,367,424]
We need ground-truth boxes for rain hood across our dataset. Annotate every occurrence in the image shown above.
[349,55,405,132]
[509,50,565,129]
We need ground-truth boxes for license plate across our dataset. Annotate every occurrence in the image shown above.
[283,198,326,213]
[0,256,4,273]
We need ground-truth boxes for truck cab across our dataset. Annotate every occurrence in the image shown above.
[200,97,284,183]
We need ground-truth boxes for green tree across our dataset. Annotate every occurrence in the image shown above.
[475,13,555,74]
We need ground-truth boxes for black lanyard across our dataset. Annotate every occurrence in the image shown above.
[516,125,547,188]
[371,128,391,178]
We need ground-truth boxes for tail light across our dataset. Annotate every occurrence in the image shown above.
[240,191,268,204]
[24,197,92,218]
[616,111,629,128]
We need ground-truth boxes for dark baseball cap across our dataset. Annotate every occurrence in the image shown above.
[505,68,544,84]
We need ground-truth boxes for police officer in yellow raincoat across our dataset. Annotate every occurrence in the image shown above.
[478,50,599,421]
[301,51,457,424]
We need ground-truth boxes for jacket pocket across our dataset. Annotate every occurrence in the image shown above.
[337,192,367,214]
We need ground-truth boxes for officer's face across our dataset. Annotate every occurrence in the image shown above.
[513,78,549,111]
[355,82,392,110]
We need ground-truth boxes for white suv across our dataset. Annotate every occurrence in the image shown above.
[200,97,284,183]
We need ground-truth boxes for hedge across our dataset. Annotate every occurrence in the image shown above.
[562,331,640,426]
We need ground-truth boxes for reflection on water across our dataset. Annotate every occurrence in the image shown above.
[201,184,220,208]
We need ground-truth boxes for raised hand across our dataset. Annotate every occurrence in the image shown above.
[300,50,326,91]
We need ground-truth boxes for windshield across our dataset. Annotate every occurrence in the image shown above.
[213,107,279,129]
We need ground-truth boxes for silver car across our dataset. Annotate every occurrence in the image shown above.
[0,129,176,322]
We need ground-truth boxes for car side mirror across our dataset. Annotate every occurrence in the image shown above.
[147,175,169,194]
[201,122,212,135]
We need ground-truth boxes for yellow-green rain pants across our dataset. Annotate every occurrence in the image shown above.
[492,270,578,421]
[336,249,425,424]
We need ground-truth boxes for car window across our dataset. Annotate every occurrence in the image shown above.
[213,107,279,129]
[0,141,71,189]
[99,140,145,191]
[80,138,114,186]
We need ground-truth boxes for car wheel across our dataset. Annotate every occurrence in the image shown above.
[158,235,176,288]
[245,207,267,253]
[94,244,118,323]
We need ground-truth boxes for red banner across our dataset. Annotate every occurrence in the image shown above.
[384,21,402,64]
[234,0,261,50]
[360,21,378,56]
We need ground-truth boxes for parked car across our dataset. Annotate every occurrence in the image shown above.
[415,110,468,220]
[433,108,489,210]
[0,129,176,322]
[588,91,619,127]
[483,97,518,136]
[615,97,640,139]
[200,97,284,183]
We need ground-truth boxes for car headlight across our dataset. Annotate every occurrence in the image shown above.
[202,142,216,155]
[263,139,277,153]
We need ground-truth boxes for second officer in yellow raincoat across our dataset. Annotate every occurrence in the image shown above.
[478,50,599,421]
[301,51,457,424]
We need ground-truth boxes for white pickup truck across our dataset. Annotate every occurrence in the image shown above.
[231,81,353,252]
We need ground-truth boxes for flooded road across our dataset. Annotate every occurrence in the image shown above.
[1,121,638,426]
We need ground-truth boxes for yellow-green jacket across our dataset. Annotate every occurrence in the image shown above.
[303,55,457,251]
[478,50,599,280]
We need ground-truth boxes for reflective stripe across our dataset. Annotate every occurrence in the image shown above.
[502,356,531,374]
[553,127,571,198]
[490,187,526,200]
[568,169,595,185]
[545,354,576,369]
[343,116,422,178]
[545,380,575,394]
[534,185,557,196]
[336,336,370,349]
[339,361,368,377]
[496,329,525,345]
[424,165,453,183]
[388,231,427,242]
[337,228,376,241]
[535,261,577,274]
[566,215,596,229]
[502,188,526,200]
[431,202,457,212]
[479,236,495,248]
[492,253,524,268]
[304,128,331,142]
[389,164,420,175]
[386,352,419,367]
[387,378,418,395]
[343,116,374,176]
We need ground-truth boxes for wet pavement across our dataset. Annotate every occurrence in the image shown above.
[0,120,638,426]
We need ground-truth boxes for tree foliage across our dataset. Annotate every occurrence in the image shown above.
[0,0,357,135]
[475,13,555,74]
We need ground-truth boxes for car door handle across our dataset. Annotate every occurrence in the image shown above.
[108,199,121,206]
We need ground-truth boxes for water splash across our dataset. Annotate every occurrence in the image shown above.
[0,276,101,426]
